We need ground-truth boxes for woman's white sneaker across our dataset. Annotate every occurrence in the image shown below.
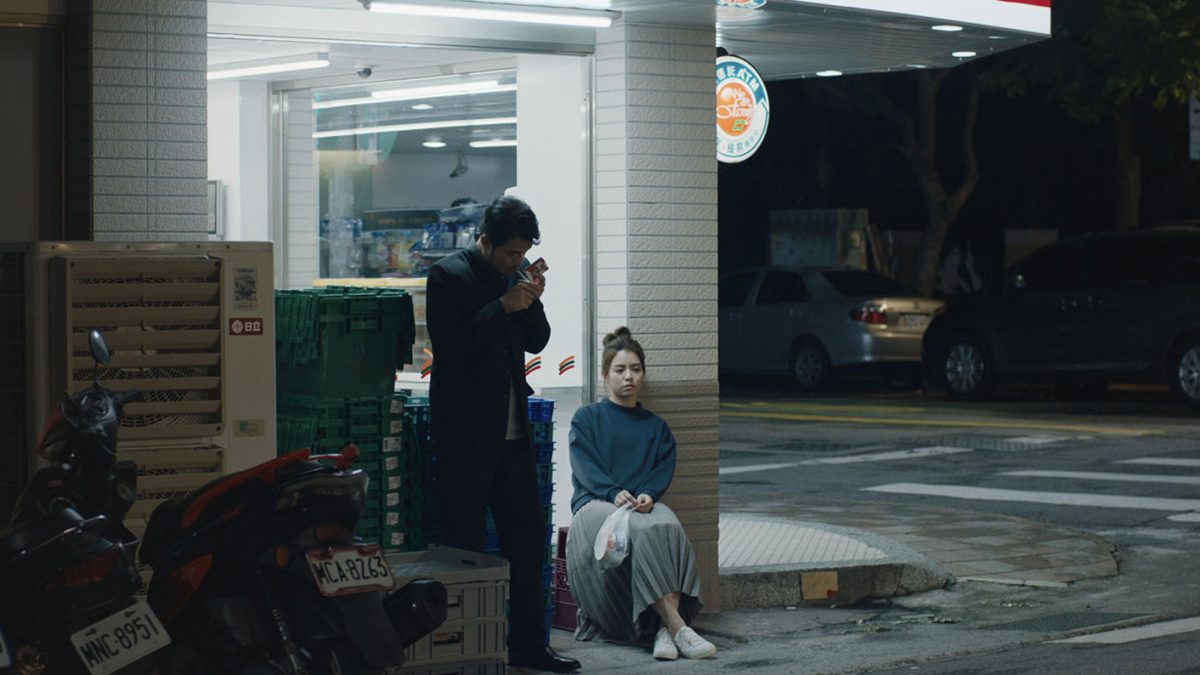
[673,626,716,659]
[653,626,679,660]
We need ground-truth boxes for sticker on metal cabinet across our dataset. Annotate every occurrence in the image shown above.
[69,600,171,675]
[234,419,265,437]
[306,544,396,597]
[229,317,264,336]
[234,266,258,310]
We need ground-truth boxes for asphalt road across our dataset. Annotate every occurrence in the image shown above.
[715,381,1200,674]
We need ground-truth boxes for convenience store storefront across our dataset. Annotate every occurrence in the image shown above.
[2,0,1050,609]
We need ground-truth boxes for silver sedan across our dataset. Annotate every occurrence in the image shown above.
[719,267,944,391]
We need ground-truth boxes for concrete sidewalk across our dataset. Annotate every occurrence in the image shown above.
[539,496,1119,672]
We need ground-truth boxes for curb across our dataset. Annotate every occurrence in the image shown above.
[719,560,952,609]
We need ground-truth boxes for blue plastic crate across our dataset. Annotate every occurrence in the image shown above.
[527,397,554,423]
[533,442,554,464]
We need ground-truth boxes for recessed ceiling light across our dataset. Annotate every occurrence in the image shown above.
[412,103,434,110]
[931,24,963,32]
[422,140,446,148]
[987,35,1009,40]
[952,51,977,58]
[815,70,843,77]
[208,53,330,80]
[469,139,518,148]
[367,1,616,28]
[906,64,929,69]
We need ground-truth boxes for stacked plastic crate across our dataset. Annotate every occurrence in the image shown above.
[527,397,557,642]
[403,395,560,642]
[275,286,421,552]
[388,545,510,674]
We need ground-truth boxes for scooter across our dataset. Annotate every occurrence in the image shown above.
[139,444,446,674]
[0,330,168,674]
[10,329,140,541]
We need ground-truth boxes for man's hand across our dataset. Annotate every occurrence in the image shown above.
[614,490,635,508]
[634,493,654,513]
[500,280,542,313]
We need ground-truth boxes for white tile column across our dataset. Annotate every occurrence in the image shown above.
[594,21,720,609]
[66,0,209,241]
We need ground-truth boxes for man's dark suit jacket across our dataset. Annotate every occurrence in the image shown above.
[426,244,551,460]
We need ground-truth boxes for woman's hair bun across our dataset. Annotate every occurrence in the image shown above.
[602,326,633,348]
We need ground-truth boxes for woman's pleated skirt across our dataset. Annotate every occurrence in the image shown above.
[565,500,702,642]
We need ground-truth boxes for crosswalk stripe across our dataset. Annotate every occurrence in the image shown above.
[1051,617,1200,644]
[862,483,1200,511]
[802,446,972,465]
[1116,458,1200,468]
[1000,470,1200,486]
[1168,512,1200,523]
[719,446,973,475]
[720,462,801,476]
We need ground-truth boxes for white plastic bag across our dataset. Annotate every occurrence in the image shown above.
[593,503,634,569]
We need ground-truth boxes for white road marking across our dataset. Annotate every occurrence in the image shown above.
[802,446,972,465]
[862,483,1200,511]
[1051,617,1200,645]
[1117,458,1200,468]
[1004,436,1069,446]
[720,462,801,476]
[1168,512,1200,523]
[720,446,972,475]
[1000,470,1200,486]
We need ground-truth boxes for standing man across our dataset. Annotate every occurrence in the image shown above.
[426,196,581,673]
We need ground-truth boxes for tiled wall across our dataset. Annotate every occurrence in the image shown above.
[66,0,208,241]
[282,91,319,289]
[594,22,720,609]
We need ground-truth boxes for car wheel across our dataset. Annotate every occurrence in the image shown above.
[1172,339,1200,406]
[791,339,830,393]
[942,336,995,399]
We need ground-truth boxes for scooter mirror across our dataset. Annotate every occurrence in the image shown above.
[88,329,111,367]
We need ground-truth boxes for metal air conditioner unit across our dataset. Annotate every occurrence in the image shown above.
[0,241,276,535]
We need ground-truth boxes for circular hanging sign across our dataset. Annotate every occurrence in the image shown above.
[716,54,770,163]
[716,0,767,8]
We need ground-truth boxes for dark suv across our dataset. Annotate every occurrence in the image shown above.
[922,228,1200,404]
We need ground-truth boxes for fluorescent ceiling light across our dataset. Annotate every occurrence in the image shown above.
[422,140,447,148]
[208,53,329,80]
[469,139,517,148]
[367,1,616,28]
[413,103,434,110]
[313,81,516,110]
[815,70,843,77]
[314,116,517,140]
[931,24,963,32]
[952,51,977,58]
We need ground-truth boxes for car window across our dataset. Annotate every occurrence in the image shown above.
[720,272,757,308]
[755,271,809,305]
[820,270,905,297]
[1017,243,1095,292]
[1091,239,1170,288]
[1170,237,1200,285]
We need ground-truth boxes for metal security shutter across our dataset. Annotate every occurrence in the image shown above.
[51,257,224,441]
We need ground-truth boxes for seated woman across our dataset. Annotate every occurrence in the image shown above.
[565,326,717,661]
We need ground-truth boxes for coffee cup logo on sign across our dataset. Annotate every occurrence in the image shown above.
[716,54,770,163]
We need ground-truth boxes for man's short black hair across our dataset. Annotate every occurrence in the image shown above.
[479,196,540,246]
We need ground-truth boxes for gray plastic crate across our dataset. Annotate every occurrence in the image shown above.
[396,657,505,675]
[403,618,506,666]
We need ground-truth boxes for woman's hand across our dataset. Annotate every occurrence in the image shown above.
[634,493,654,513]
[614,490,635,508]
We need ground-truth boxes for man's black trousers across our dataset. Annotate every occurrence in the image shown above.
[435,438,547,650]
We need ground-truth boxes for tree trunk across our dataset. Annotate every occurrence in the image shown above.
[909,75,981,297]
[1113,99,1142,229]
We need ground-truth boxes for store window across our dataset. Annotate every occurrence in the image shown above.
[310,69,518,279]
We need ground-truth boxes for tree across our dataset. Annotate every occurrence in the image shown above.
[1016,0,1200,228]
[816,70,982,296]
